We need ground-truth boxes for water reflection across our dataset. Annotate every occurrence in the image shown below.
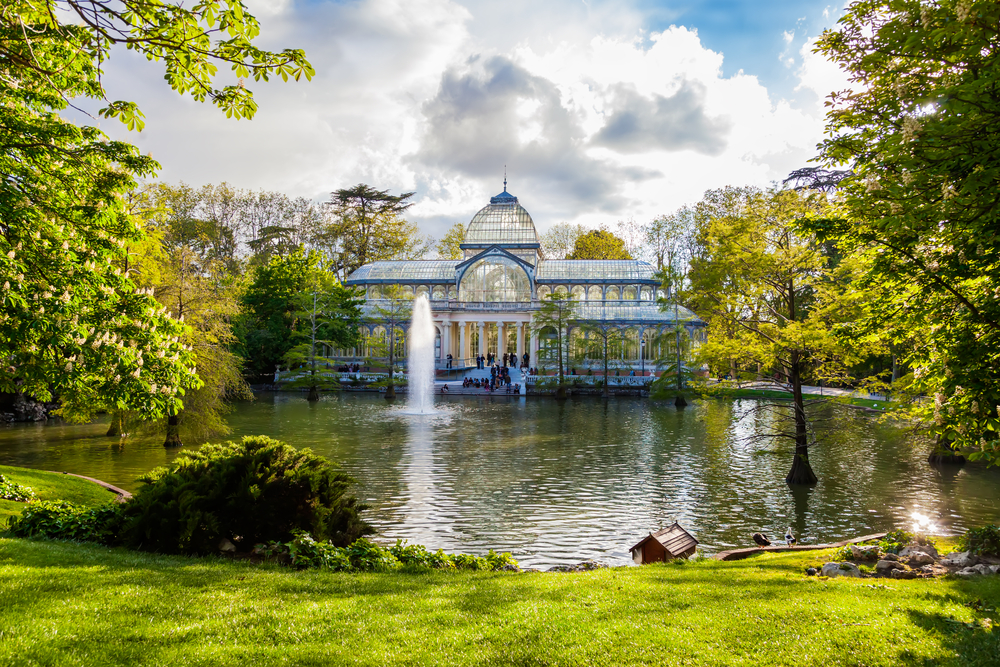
[1,393,999,568]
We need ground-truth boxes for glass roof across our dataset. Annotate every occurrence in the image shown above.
[571,302,701,323]
[464,189,540,245]
[346,261,458,282]
[537,260,657,281]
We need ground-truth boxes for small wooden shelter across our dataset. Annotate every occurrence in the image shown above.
[630,523,698,564]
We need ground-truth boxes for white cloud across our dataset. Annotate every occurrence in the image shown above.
[795,36,852,106]
[83,0,836,240]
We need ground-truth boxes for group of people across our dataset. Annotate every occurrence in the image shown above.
[475,351,530,370]
[461,369,520,394]
[337,363,362,373]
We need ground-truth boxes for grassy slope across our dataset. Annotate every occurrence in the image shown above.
[0,465,119,524]
[0,539,997,666]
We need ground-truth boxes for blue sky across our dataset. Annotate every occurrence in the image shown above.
[92,0,850,238]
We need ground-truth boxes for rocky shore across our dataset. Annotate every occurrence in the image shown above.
[810,542,1000,580]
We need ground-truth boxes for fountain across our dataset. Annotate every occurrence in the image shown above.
[406,295,436,414]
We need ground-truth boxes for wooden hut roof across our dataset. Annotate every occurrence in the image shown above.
[629,522,698,556]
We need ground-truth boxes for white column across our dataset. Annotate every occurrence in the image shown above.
[497,322,505,357]
[478,321,485,357]
[517,322,525,359]
[459,321,467,363]
[442,323,451,365]
[530,318,539,360]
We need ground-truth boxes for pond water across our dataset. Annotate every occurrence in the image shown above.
[2,393,999,568]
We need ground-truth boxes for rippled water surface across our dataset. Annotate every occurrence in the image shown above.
[2,393,999,568]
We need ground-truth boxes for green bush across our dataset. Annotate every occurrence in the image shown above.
[389,540,454,569]
[959,525,1000,556]
[0,474,35,502]
[120,435,373,555]
[876,529,934,554]
[285,532,352,571]
[6,501,123,544]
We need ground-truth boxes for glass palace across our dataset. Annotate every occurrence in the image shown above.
[344,185,705,369]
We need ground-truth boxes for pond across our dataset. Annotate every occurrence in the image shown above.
[2,393,999,568]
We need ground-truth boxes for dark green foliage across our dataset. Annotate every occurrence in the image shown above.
[120,435,373,554]
[233,250,315,379]
[960,525,1000,557]
[6,501,123,544]
[0,474,35,502]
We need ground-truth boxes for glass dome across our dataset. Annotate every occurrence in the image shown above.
[464,189,540,245]
[459,256,531,302]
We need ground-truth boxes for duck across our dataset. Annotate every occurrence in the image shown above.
[751,532,771,548]
[784,527,797,546]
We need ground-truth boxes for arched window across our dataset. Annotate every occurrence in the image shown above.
[432,285,446,300]
[554,285,568,297]
[538,325,558,363]
[656,288,666,300]
[459,257,531,302]
[571,285,586,301]
[588,285,602,301]
[369,285,382,299]
[623,328,640,360]
[640,287,653,301]
[415,285,429,299]
[606,286,620,300]
[537,286,551,299]
[402,286,414,298]
[448,286,458,300]
[623,286,637,301]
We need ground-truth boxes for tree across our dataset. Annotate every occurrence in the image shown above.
[568,228,632,260]
[283,270,363,401]
[327,185,423,279]
[532,294,576,397]
[540,222,588,259]
[810,0,1000,464]
[363,285,411,399]
[234,250,315,380]
[0,1,311,419]
[574,322,624,397]
[688,186,842,485]
[435,222,466,260]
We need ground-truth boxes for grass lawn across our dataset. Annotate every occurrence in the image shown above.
[0,465,119,525]
[0,538,997,666]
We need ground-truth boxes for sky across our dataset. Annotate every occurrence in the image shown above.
[79,0,852,240]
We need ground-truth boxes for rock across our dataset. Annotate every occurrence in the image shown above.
[876,559,906,575]
[941,551,978,568]
[13,394,47,422]
[218,538,237,553]
[900,545,939,559]
[500,563,521,572]
[805,567,818,576]
[890,568,917,580]
[881,553,900,562]
[547,565,576,573]
[906,552,936,566]
[955,564,994,577]
[821,562,861,578]
[850,545,882,560]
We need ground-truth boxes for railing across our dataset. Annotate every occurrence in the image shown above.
[524,374,652,387]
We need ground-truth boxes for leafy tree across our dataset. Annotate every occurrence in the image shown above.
[435,222,466,260]
[810,0,1000,464]
[574,322,624,397]
[568,228,632,260]
[688,186,843,485]
[326,184,423,279]
[363,285,411,399]
[283,270,363,401]
[540,222,588,260]
[234,250,315,380]
[0,1,311,419]
[532,294,576,397]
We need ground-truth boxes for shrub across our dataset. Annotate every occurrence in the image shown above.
[286,532,352,571]
[959,525,1000,556]
[877,528,932,554]
[389,540,454,569]
[6,500,123,544]
[120,435,373,555]
[0,474,35,502]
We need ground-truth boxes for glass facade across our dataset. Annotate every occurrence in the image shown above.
[464,195,540,246]
[459,257,531,302]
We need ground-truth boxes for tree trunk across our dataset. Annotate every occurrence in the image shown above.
[602,338,609,398]
[785,353,817,486]
[106,413,120,437]
[307,385,320,402]
[927,434,965,466]
[164,412,182,448]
